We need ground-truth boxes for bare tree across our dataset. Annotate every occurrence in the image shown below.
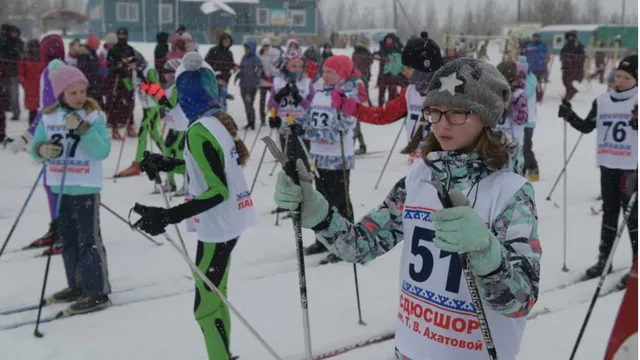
[462,0,475,34]
[524,0,575,25]
[425,0,440,43]
[582,0,602,24]
[443,3,456,33]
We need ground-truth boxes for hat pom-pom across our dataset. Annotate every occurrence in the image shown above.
[48,59,65,73]
[182,51,203,71]
[420,31,428,39]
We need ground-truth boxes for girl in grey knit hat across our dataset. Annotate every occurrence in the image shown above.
[273,57,541,360]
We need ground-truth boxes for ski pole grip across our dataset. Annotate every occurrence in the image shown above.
[133,203,149,216]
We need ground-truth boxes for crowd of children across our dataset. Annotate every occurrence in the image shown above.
[1,25,637,360]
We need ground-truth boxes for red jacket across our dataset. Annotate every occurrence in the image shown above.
[18,58,45,111]
[353,87,408,125]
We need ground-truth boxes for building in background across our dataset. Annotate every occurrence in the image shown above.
[86,0,320,45]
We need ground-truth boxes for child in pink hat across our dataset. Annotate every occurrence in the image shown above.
[28,62,112,315]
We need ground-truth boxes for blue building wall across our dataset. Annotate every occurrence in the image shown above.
[538,30,593,54]
[87,0,318,45]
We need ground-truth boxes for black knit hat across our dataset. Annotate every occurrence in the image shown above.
[617,55,638,81]
[402,32,444,73]
[117,28,128,36]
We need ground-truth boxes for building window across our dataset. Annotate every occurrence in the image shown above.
[116,2,139,22]
[256,8,270,26]
[160,4,173,24]
[288,9,306,27]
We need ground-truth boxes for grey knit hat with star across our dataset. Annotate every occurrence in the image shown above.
[423,57,511,129]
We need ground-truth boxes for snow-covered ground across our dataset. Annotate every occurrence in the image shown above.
[0,41,633,360]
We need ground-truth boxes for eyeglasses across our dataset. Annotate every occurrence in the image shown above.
[423,107,474,125]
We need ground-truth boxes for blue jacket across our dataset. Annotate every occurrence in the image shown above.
[523,41,548,73]
[238,40,263,88]
[30,107,111,195]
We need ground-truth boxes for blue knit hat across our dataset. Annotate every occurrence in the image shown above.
[175,52,220,122]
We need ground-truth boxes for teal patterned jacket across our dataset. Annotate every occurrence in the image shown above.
[311,135,541,318]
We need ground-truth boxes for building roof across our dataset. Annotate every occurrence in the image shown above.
[41,9,88,22]
[539,24,604,33]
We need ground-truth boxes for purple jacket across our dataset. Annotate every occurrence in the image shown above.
[29,66,62,135]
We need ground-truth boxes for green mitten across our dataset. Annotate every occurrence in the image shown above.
[274,159,329,228]
[430,205,503,276]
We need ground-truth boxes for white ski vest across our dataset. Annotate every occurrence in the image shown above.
[495,89,525,146]
[42,109,104,188]
[273,77,312,133]
[595,92,638,170]
[307,87,355,157]
[405,85,428,142]
[396,161,527,360]
[163,86,189,131]
[183,116,258,243]
[134,66,157,108]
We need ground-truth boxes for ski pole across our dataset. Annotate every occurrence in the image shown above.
[430,181,498,360]
[569,191,637,360]
[250,128,274,194]
[0,165,46,260]
[249,123,265,155]
[261,137,313,360]
[336,114,365,326]
[157,174,189,257]
[545,134,583,202]
[159,231,283,360]
[562,121,569,272]
[112,113,132,182]
[100,202,163,246]
[374,120,405,190]
[35,147,71,338]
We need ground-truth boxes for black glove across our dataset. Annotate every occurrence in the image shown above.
[158,96,172,109]
[275,82,301,104]
[630,104,638,130]
[558,99,573,118]
[621,171,638,197]
[290,122,305,136]
[140,151,185,181]
[132,203,171,236]
[269,116,282,129]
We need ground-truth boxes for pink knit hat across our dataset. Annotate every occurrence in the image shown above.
[49,64,88,99]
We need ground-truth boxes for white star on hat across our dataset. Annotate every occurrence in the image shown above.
[438,72,463,96]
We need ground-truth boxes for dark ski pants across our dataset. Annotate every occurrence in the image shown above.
[194,238,238,360]
[354,120,366,149]
[599,167,638,262]
[240,87,258,127]
[259,87,270,123]
[523,127,538,171]
[57,193,111,296]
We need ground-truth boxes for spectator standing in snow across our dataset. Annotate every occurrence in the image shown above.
[0,24,17,140]
[352,38,374,105]
[258,38,279,125]
[589,42,607,84]
[236,40,262,130]
[374,33,404,107]
[523,33,549,100]
[106,28,137,140]
[154,32,170,86]
[205,32,236,111]
[74,34,103,104]
[66,38,80,67]
[517,56,540,182]
[560,30,586,101]
[18,39,45,125]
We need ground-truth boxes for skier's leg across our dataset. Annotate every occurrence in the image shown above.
[149,107,166,153]
[75,193,110,296]
[194,239,237,360]
[134,108,151,163]
[57,194,80,289]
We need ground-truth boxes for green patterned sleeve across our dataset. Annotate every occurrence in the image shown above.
[312,177,407,263]
[478,183,542,318]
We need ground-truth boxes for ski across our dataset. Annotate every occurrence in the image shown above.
[527,280,626,321]
[289,331,395,360]
[1,285,193,331]
[0,282,160,316]
[538,266,629,296]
